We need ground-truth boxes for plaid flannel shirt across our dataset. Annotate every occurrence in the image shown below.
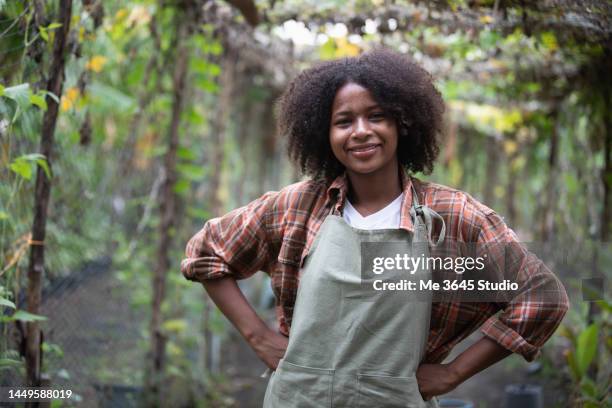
[181,170,569,363]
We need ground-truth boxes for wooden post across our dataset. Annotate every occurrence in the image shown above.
[601,53,611,243]
[540,105,559,242]
[25,0,72,392]
[145,11,190,407]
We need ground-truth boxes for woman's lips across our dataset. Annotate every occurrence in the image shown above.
[347,144,381,159]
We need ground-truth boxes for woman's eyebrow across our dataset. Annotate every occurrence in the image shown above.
[366,103,383,111]
[332,104,382,118]
[332,110,352,117]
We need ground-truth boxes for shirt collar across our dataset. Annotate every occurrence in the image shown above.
[325,166,417,232]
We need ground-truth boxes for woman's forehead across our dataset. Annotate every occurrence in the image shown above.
[332,82,380,113]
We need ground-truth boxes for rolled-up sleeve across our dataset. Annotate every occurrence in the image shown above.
[180,191,279,282]
[478,211,570,362]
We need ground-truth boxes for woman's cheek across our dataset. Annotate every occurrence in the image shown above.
[329,136,346,164]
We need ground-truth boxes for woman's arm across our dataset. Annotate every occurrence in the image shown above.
[181,190,279,282]
[417,336,511,400]
[417,208,569,399]
[202,277,288,370]
[181,190,288,368]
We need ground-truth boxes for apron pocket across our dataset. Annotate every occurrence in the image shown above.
[357,373,426,408]
[273,360,334,407]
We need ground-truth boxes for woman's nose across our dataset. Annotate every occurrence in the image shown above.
[352,117,372,137]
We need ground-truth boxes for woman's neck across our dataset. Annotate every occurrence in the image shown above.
[346,164,402,217]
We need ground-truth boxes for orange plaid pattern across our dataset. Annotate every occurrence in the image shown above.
[181,170,569,363]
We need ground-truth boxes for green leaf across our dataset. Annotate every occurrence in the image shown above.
[3,83,31,106]
[540,31,558,51]
[47,22,63,29]
[195,77,218,93]
[208,42,222,56]
[208,63,221,76]
[190,59,208,74]
[565,174,578,194]
[3,83,31,123]
[580,377,597,398]
[19,153,45,161]
[479,29,501,50]
[173,179,190,195]
[42,342,63,357]
[125,59,145,87]
[177,163,205,181]
[39,26,48,42]
[9,154,51,180]
[594,299,612,314]
[0,211,8,220]
[187,206,210,220]
[566,350,580,381]
[557,324,576,345]
[0,84,4,97]
[319,38,336,60]
[0,297,16,309]
[0,358,21,369]
[162,319,187,333]
[89,82,135,111]
[34,156,51,179]
[576,323,599,378]
[177,147,197,161]
[185,107,206,126]
[50,399,65,408]
[191,60,222,77]
[11,310,48,322]
[44,91,60,104]
[37,160,51,178]
[30,94,47,111]
[9,158,32,180]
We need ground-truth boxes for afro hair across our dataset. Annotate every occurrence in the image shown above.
[277,48,445,181]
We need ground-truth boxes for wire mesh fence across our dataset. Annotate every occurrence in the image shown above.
[1,258,146,407]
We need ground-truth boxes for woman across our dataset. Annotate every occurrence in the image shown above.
[181,49,569,407]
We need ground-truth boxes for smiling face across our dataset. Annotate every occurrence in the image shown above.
[329,82,399,178]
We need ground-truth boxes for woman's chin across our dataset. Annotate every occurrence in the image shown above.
[346,164,385,176]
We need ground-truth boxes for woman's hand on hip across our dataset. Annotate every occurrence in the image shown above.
[248,325,289,370]
[417,336,512,400]
[416,363,461,400]
[200,277,289,370]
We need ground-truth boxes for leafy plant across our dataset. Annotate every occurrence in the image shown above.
[559,299,611,407]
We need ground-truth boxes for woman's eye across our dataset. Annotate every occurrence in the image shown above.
[370,113,385,120]
[335,119,351,127]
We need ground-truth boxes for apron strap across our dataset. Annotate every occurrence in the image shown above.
[329,197,337,215]
[410,181,446,247]
[410,182,421,208]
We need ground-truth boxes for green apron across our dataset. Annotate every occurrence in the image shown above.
[263,187,445,407]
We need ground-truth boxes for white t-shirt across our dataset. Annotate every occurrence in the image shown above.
[342,193,403,230]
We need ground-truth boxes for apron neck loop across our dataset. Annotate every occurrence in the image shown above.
[410,181,446,247]
[410,182,421,210]
[329,201,336,216]
[329,189,339,216]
